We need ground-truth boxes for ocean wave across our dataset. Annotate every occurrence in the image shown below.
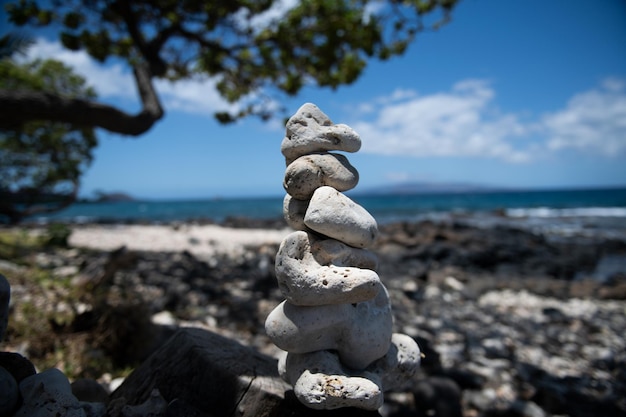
[505,207,626,218]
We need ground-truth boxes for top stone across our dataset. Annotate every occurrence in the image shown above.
[281,103,361,164]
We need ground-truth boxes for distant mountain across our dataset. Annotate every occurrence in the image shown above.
[354,181,509,196]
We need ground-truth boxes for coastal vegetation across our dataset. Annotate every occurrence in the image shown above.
[0,52,98,224]
[1,0,458,223]
[2,0,458,132]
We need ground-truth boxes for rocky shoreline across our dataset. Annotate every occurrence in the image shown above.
[1,219,625,416]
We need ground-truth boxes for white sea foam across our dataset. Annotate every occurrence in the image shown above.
[506,207,626,218]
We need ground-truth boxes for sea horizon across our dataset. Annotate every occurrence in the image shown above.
[13,186,624,242]
[80,183,626,204]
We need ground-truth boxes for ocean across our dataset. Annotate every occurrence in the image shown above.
[31,187,626,241]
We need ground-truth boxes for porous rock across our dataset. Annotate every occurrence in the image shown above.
[281,103,361,164]
[281,350,384,411]
[283,194,309,230]
[278,333,420,411]
[269,103,421,410]
[283,153,359,200]
[369,333,422,392]
[265,286,393,370]
[304,186,379,248]
[274,231,380,306]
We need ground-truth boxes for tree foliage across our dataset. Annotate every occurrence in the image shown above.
[0,56,98,224]
[2,0,458,134]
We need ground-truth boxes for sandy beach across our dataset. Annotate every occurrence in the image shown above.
[68,224,292,257]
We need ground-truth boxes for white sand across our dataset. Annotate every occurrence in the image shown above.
[68,224,291,257]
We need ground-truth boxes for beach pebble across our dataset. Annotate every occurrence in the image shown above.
[0,274,9,344]
[304,186,379,248]
[282,195,309,230]
[274,231,381,306]
[265,286,393,370]
[283,153,359,199]
[370,333,421,392]
[278,332,421,411]
[281,103,361,164]
[280,350,383,410]
[15,368,86,417]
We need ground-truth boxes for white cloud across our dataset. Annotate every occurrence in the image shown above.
[543,78,626,156]
[350,77,626,163]
[155,77,238,116]
[352,80,531,162]
[25,38,135,98]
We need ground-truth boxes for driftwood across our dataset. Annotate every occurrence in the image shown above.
[109,328,382,417]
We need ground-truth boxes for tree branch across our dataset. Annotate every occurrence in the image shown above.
[0,62,163,136]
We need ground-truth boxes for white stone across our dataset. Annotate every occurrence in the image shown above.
[283,153,359,200]
[274,231,380,306]
[368,333,421,392]
[277,332,420,410]
[282,194,309,231]
[265,285,393,370]
[268,102,421,410]
[304,186,379,248]
[281,103,361,164]
[280,350,383,410]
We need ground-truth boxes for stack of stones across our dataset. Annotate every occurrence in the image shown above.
[265,103,421,411]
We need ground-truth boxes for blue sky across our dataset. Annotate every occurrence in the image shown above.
[6,0,626,199]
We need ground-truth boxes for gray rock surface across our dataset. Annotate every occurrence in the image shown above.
[283,153,359,199]
[282,194,309,230]
[281,103,361,164]
[5,217,624,416]
[268,103,420,410]
[266,286,393,370]
[274,231,381,306]
[304,186,379,248]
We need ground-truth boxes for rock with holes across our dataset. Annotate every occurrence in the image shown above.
[273,231,380,306]
[278,333,421,411]
[266,103,420,410]
[281,103,361,164]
